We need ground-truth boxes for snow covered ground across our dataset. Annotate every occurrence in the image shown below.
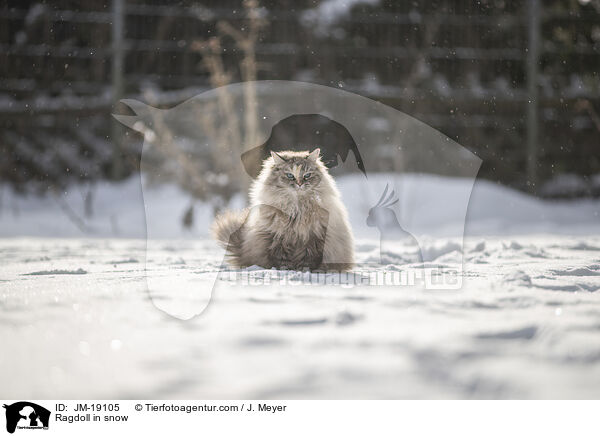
[1,175,600,399]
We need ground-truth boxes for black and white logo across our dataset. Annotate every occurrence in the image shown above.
[3,402,50,434]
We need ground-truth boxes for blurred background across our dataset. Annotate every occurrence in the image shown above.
[2,1,600,401]
[1,0,599,205]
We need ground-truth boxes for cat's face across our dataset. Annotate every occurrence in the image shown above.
[267,149,324,193]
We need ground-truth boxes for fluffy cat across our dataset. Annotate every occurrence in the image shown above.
[212,148,354,271]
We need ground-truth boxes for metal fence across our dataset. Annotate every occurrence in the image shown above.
[1,0,599,196]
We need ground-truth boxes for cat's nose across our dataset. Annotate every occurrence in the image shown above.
[296,180,303,186]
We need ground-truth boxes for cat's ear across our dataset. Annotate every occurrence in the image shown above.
[270,151,286,164]
[307,148,321,162]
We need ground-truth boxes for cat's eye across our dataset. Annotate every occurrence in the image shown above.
[303,173,312,180]
[285,173,295,180]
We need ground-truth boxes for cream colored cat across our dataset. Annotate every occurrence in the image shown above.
[212,148,354,271]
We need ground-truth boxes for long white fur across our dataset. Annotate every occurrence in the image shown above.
[212,150,354,271]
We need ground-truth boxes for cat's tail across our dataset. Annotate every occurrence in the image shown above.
[211,208,250,263]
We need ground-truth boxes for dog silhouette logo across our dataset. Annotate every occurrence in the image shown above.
[240,113,367,179]
[3,402,50,434]
[114,80,481,319]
